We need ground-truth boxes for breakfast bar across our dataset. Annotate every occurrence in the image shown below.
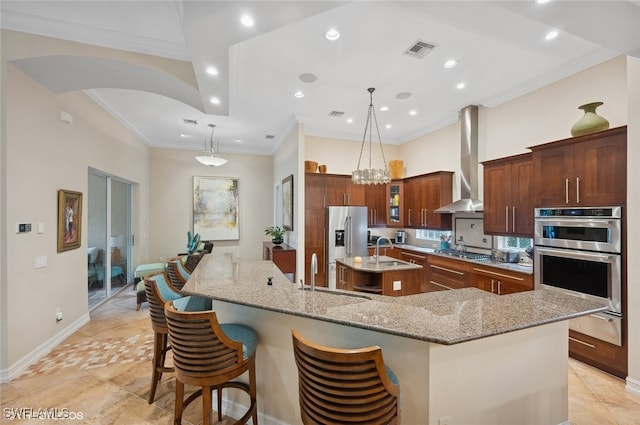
[182,254,607,424]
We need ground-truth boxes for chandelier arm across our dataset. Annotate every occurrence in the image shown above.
[370,108,388,168]
[356,104,373,170]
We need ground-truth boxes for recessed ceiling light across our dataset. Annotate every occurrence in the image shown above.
[536,0,552,4]
[206,66,219,76]
[395,92,412,100]
[444,59,458,69]
[347,118,353,123]
[385,124,392,129]
[409,109,417,116]
[240,15,254,27]
[299,73,317,83]
[180,133,189,138]
[326,28,340,41]
[210,97,221,105]
[234,139,244,144]
[294,90,304,98]
[380,106,389,112]
[545,30,559,40]
[456,82,466,90]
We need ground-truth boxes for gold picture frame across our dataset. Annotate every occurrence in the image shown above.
[57,189,83,252]
[282,174,293,231]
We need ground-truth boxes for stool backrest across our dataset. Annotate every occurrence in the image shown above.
[144,272,182,333]
[164,302,245,383]
[184,252,206,273]
[292,329,400,425]
[167,257,190,290]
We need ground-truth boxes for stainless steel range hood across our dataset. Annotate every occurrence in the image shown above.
[434,105,483,213]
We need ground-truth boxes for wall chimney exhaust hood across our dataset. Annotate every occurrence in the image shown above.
[434,105,483,213]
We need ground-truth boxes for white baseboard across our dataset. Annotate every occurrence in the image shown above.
[0,312,90,383]
[217,395,290,425]
[626,376,640,397]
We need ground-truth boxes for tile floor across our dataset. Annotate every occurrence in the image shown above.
[2,289,639,424]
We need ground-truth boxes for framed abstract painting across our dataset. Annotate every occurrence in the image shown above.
[57,189,83,252]
[193,176,239,241]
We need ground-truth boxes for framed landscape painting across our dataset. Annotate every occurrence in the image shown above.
[193,176,239,241]
[57,189,83,252]
[282,174,293,231]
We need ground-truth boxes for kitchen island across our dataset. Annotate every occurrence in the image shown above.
[182,254,606,425]
[336,255,422,296]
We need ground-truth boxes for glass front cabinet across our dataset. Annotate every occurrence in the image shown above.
[387,181,403,227]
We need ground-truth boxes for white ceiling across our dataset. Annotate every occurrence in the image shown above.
[2,1,640,156]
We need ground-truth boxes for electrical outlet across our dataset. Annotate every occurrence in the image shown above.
[35,256,47,269]
[55,307,63,322]
[438,416,451,425]
[393,280,401,291]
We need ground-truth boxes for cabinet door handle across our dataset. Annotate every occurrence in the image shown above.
[497,281,502,295]
[576,177,580,204]
[565,178,569,204]
[408,209,412,226]
[472,267,524,281]
[505,206,509,232]
[512,206,516,232]
[430,281,454,290]
[430,264,464,275]
[491,279,495,293]
[569,336,595,348]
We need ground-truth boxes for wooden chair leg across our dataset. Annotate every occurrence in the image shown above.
[203,385,212,425]
[249,361,258,424]
[148,331,167,403]
[174,380,184,425]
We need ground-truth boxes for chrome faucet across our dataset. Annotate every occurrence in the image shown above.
[374,236,394,264]
[310,252,318,292]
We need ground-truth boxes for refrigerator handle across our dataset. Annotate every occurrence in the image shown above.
[344,216,352,257]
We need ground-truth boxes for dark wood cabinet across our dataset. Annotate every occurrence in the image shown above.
[335,260,421,296]
[530,126,626,207]
[365,184,387,227]
[325,174,364,206]
[426,255,470,292]
[569,329,627,379]
[263,242,296,281]
[482,153,534,237]
[404,172,453,230]
[399,250,429,292]
[470,264,533,295]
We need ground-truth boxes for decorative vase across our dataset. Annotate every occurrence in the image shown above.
[272,238,284,245]
[570,102,610,137]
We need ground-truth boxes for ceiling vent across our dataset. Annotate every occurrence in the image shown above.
[265,135,275,140]
[328,110,345,117]
[183,118,198,125]
[403,40,436,59]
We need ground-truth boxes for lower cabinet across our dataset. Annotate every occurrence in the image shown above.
[568,329,627,379]
[336,263,353,291]
[426,255,470,292]
[335,261,421,296]
[470,265,533,295]
[400,250,429,292]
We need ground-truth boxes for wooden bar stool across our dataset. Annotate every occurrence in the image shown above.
[165,300,258,425]
[292,329,401,425]
[144,272,211,404]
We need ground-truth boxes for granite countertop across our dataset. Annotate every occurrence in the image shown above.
[395,243,534,275]
[336,255,423,272]
[182,254,605,345]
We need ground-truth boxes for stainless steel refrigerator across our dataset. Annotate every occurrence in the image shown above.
[326,206,368,289]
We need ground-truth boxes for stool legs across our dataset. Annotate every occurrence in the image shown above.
[148,331,172,404]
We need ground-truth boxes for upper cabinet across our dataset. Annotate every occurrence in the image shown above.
[404,171,453,230]
[307,174,365,208]
[387,181,403,227]
[530,127,627,207]
[365,184,387,227]
[482,153,534,237]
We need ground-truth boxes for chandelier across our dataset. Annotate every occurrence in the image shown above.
[196,124,227,167]
[352,88,390,185]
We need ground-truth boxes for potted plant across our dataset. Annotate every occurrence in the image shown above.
[264,226,287,245]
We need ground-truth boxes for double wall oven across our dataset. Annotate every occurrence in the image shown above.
[534,206,623,346]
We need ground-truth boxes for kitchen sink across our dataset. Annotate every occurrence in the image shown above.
[376,260,405,266]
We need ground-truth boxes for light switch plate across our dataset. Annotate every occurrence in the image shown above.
[38,222,45,234]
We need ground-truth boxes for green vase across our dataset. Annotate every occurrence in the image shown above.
[570,102,610,137]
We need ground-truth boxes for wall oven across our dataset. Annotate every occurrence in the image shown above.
[534,206,623,346]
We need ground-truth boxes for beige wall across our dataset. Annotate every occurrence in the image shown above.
[148,148,274,263]
[2,63,150,377]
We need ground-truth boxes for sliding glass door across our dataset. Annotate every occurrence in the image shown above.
[87,171,131,308]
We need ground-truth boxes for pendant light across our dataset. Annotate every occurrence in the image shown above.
[196,124,227,167]
[352,88,390,185]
